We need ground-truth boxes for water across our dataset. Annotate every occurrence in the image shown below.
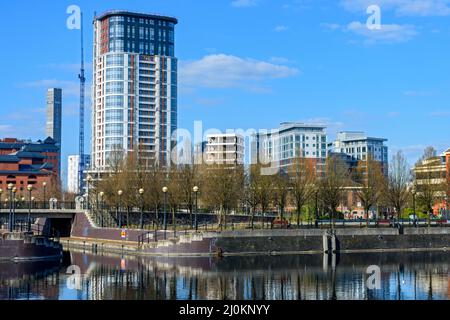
[1,250,449,300]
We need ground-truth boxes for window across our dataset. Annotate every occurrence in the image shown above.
[106,54,124,66]
[106,67,124,80]
[105,82,124,94]
[105,95,124,108]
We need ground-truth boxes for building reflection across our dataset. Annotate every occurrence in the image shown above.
[63,251,450,301]
[0,260,61,300]
[0,251,448,300]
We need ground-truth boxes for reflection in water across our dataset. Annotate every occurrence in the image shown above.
[0,251,449,300]
[0,259,62,300]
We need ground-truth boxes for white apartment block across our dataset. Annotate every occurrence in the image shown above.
[252,122,328,172]
[67,155,91,194]
[329,131,388,175]
[205,134,244,166]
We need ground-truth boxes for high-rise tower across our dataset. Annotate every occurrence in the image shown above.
[92,11,178,170]
[46,88,62,177]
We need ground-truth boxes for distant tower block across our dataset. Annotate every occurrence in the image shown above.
[46,88,62,176]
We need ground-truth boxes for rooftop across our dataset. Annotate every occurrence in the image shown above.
[336,131,387,142]
[95,10,178,24]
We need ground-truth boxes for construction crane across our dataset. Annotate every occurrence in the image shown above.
[78,12,86,196]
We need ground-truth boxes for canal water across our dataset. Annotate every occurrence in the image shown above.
[1,250,449,300]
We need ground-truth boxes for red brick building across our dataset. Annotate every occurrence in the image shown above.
[0,137,59,199]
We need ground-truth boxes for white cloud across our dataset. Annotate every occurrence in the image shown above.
[340,0,450,16]
[0,125,13,133]
[428,110,450,117]
[346,21,418,44]
[18,79,92,100]
[231,0,259,7]
[274,25,289,32]
[39,62,93,73]
[194,98,226,107]
[179,54,299,91]
[320,23,342,31]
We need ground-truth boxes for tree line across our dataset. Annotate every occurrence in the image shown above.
[86,147,450,228]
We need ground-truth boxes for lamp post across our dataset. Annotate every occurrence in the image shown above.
[12,187,17,231]
[412,187,417,227]
[0,189,2,229]
[99,192,104,227]
[86,176,92,210]
[117,190,123,228]
[42,182,47,209]
[163,187,168,239]
[193,186,199,232]
[445,195,449,220]
[139,188,145,230]
[315,191,319,229]
[7,184,13,232]
[27,185,33,232]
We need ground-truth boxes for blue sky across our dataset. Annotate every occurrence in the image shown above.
[0,0,450,187]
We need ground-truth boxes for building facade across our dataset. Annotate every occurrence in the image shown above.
[91,11,178,171]
[328,132,388,219]
[414,149,450,216]
[204,134,244,166]
[46,88,62,176]
[252,122,328,173]
[0,138,59,196]
[329,131,389,176]
[67,154,91,194]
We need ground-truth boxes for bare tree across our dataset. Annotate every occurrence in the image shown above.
[354,156,386,226]
[288,156,316,227]
[318,156,350,226]
[384,151,411,221]
[178,164,198,227]
[272,172,290,223]
[245,165,262,229]
[414,148,443,224]
[255,167,273,222]
[416,146,437,165]
[201,164,244,229]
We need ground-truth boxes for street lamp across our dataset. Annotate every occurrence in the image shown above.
[163,187,168,239]
[86,176,92,210]
[139,188,145,230]
[99,191,104,227]
[27,185,33,232]
[0,188,2,228]
[42,182,47,209]
[445,195,449,220]
[117,190,123,228]
[193,186,199,232]
[12,187,17,231]
[315,191,319,229]
[7,184,13,232]
[412,187,417,227]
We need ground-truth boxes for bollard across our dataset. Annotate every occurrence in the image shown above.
[323,253,329,272]
[322,234,329,254]
[331,235,337,254]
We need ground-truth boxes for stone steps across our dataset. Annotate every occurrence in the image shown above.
[142,233,206,250]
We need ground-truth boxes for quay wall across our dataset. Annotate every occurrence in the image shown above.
[68,213,450,256]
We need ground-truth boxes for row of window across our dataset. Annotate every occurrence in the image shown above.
[109,16,175,28]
